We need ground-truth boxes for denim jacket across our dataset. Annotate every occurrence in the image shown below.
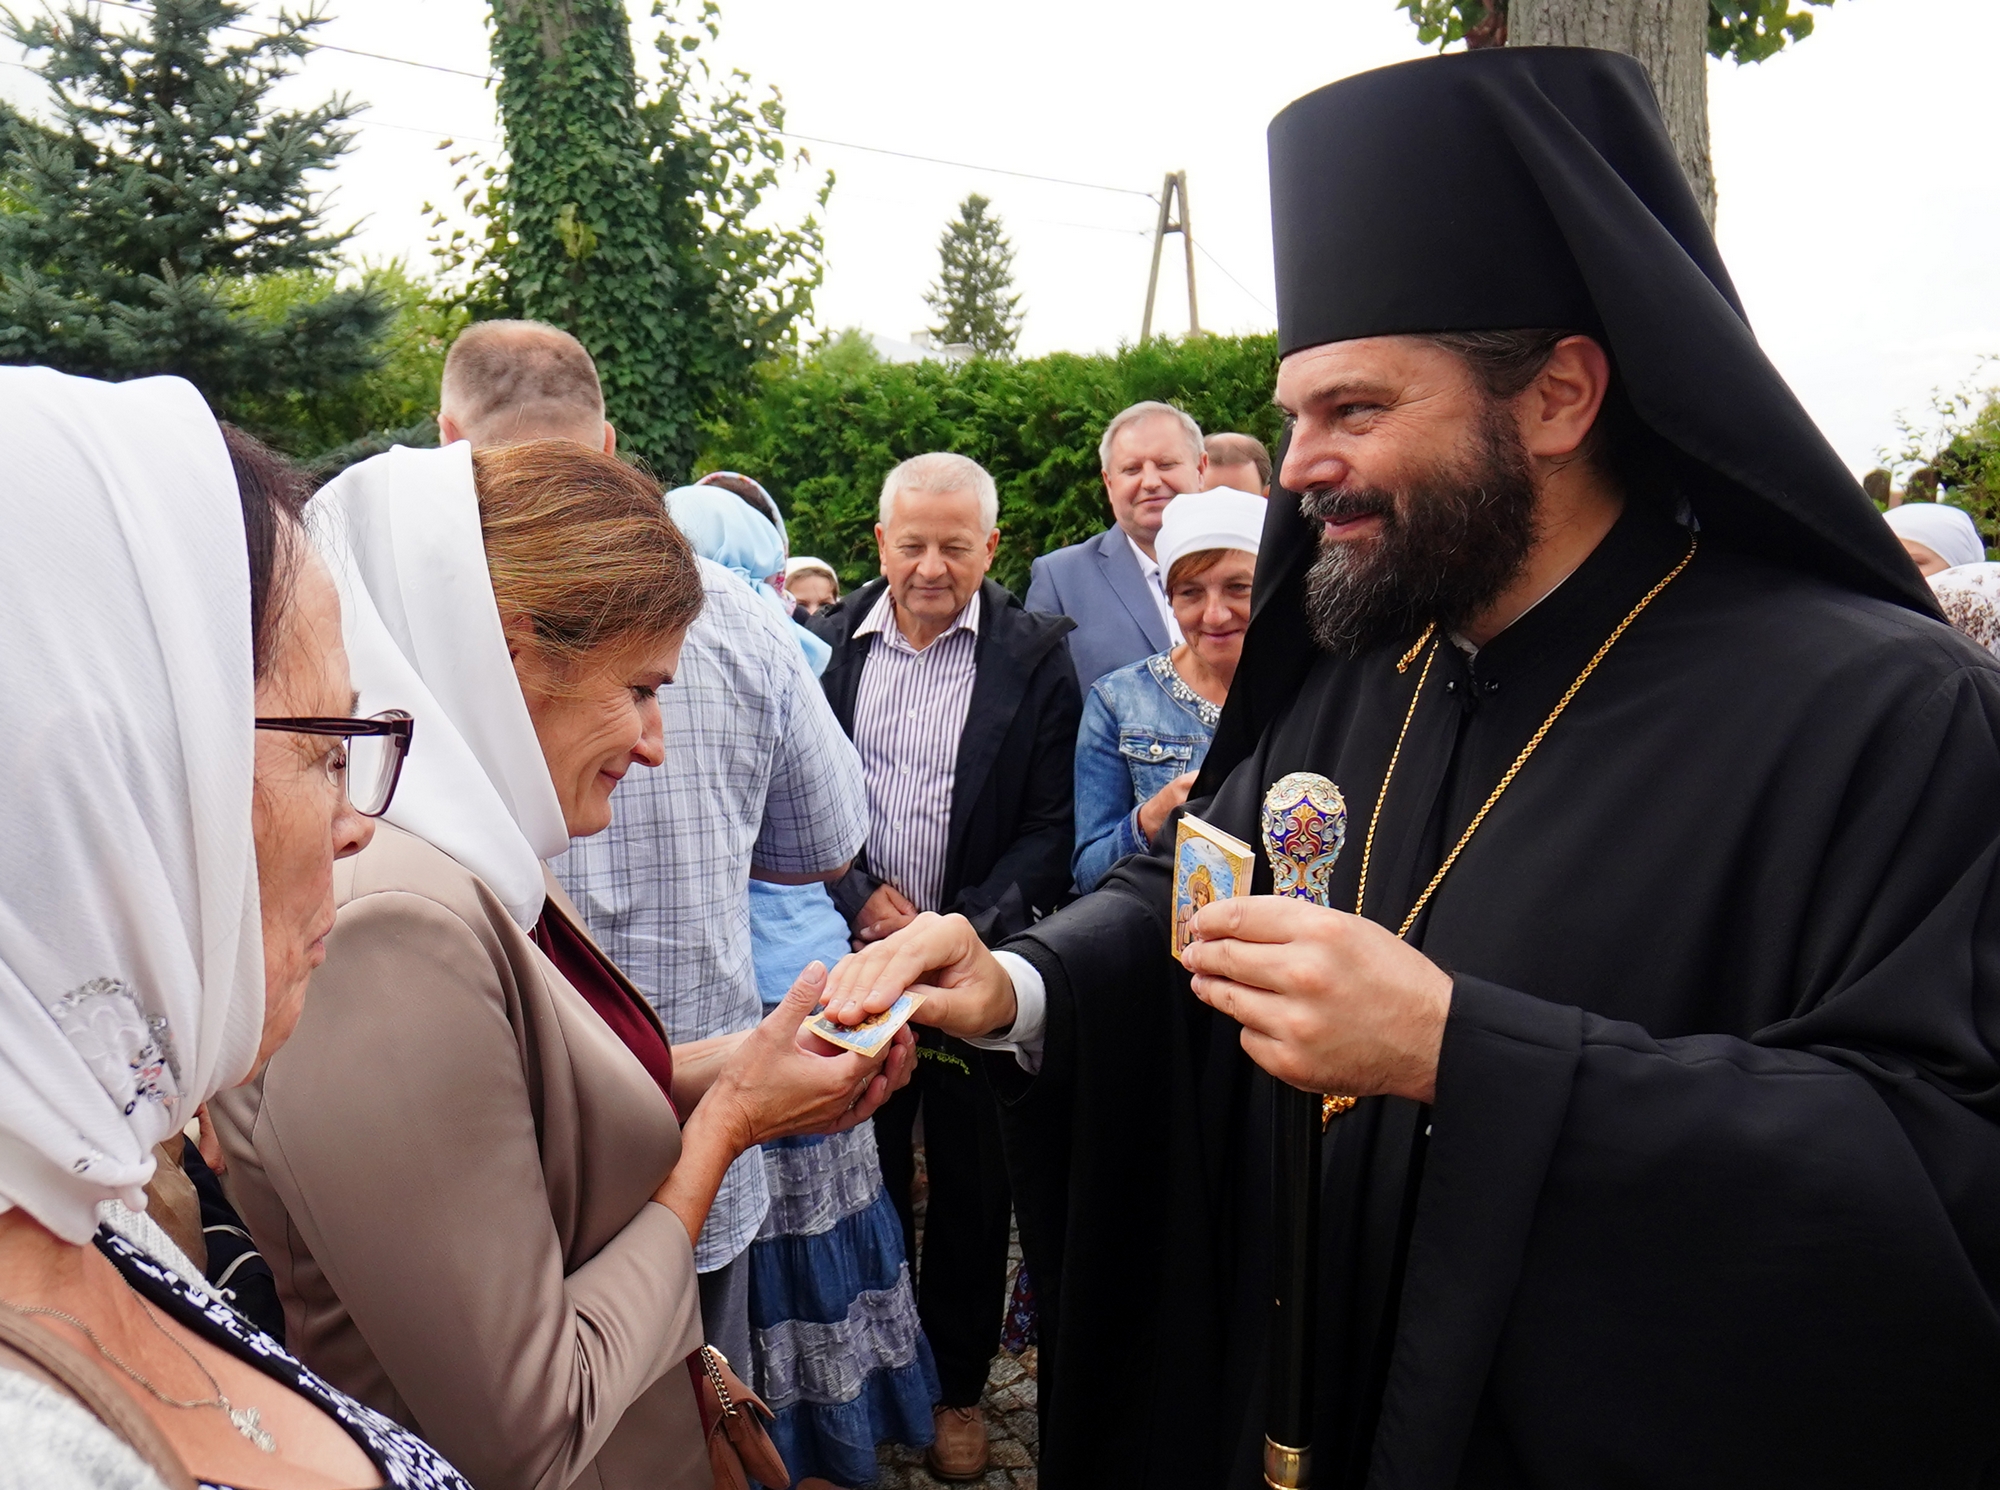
[1072,651,1220,892]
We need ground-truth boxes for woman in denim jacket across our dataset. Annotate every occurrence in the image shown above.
[1072,488,1266,891]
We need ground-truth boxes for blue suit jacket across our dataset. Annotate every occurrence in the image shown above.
[1025,526,1172,688]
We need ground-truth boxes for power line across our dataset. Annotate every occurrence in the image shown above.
[12,0,1263,290]
[1194,239,1275,318]
[31,3,1165,204]
[769,129,1157,201]
[83,0,499,79]
[2,52,495,142]
[306,40,490,81]
[4,1,499,139]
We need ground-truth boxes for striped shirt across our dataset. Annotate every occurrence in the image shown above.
[853,587,982,912]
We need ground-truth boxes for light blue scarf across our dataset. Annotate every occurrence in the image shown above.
[665,484,831,676]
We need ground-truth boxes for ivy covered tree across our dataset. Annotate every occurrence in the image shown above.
[0,0,389,407]
[923,193,1023,359]
[439,0,826,478]
[1393,0,1841,224]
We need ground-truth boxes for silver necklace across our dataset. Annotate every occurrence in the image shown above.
[1,1297,278,1451]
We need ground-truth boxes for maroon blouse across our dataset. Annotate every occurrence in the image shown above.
[530,901,678,1116]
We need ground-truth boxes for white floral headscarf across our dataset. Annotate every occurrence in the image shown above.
[1931,561,2000,659]
[0,370,263,1242]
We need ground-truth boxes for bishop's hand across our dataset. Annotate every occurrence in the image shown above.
[1182,897,1452,1103]
[821,911,1019,1041]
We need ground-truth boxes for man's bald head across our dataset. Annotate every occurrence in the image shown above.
[438,320,615,452]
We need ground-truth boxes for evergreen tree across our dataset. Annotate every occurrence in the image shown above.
[444,0,826,478]
[924,194,1023,358]
[0,0,389,408]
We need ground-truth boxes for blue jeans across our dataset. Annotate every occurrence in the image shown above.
[1071,651,1219,892]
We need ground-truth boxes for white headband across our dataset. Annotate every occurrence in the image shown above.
[1156,489,1269,580]
[1884,501,1985,571]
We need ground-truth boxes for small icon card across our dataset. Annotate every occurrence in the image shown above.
[808,991,927,1056]
[1172,813,1255,963]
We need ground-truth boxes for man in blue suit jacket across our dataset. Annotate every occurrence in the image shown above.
[1026,400,1209,686]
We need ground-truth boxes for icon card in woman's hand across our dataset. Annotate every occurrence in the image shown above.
[808,991,927,1056]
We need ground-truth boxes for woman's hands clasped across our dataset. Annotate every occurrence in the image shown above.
[706,962,918,1147]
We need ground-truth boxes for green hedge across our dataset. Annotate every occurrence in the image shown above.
[700,333,1283,596]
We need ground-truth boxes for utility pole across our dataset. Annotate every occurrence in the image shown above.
[1140,169,1200,341]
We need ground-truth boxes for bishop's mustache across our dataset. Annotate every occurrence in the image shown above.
[1299,488,1396,529]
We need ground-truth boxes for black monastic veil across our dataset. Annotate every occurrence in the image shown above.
[987,47,2000,1490]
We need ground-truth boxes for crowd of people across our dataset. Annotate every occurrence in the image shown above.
[0,310,1283,1490]
[3,41,1999,1490]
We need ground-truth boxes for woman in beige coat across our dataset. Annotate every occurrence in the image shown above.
[214,440,913,1490]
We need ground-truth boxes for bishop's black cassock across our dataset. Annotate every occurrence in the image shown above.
[988,49,2000,1489]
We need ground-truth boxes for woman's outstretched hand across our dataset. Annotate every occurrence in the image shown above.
[820,912,1019,1042]
[710,962,917,1145]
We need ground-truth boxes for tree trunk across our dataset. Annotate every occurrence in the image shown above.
[1508,0,1716,225]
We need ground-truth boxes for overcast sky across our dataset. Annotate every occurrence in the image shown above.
[5,0,1996,473]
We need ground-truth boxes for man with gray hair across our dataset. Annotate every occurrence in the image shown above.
[1026,399,1208,686]
[807,451,1081,1479]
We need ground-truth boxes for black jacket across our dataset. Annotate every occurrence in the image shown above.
[810,577,1081,944]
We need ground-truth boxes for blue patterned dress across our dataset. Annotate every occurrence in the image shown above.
[746,880,939,1486]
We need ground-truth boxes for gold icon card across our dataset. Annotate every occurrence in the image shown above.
[1172,813,1255,963]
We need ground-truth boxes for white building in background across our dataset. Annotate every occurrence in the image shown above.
[866,331,973,365]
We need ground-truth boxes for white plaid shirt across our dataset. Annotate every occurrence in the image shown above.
[554,560,867,1269]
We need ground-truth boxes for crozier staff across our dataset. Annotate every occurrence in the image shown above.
[825,47,2000,1488]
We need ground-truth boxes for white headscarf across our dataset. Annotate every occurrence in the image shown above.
[1884,501,1986,571]
[1156,488,1269,579]
[0,370,264,1242]
[785,556,838,587]
[312,444,568,928]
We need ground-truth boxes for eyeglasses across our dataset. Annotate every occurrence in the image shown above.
[253,711,414,818]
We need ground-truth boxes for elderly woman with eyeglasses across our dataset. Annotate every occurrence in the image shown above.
[0,371,476,1490]
[211,440,915,1490]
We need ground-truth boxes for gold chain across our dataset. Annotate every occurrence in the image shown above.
[1355,534,1697,941]
[1352,634,1439,918]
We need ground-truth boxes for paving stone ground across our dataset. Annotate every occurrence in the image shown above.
[870,1145,1039,1489]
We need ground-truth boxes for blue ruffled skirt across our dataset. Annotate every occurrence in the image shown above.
[748,881,939,1487]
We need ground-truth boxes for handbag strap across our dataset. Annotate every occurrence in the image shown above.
[0,1309,198,1490]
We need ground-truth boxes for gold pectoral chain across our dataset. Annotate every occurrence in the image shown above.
[1354,534,1698,942]
[1318,538,1697,1128]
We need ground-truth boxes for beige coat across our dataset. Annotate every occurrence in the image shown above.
[212,823,707,1490]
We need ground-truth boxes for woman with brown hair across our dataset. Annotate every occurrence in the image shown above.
[213,440,913,1490]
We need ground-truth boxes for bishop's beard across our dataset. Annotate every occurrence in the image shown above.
[1300,408,1539,658]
